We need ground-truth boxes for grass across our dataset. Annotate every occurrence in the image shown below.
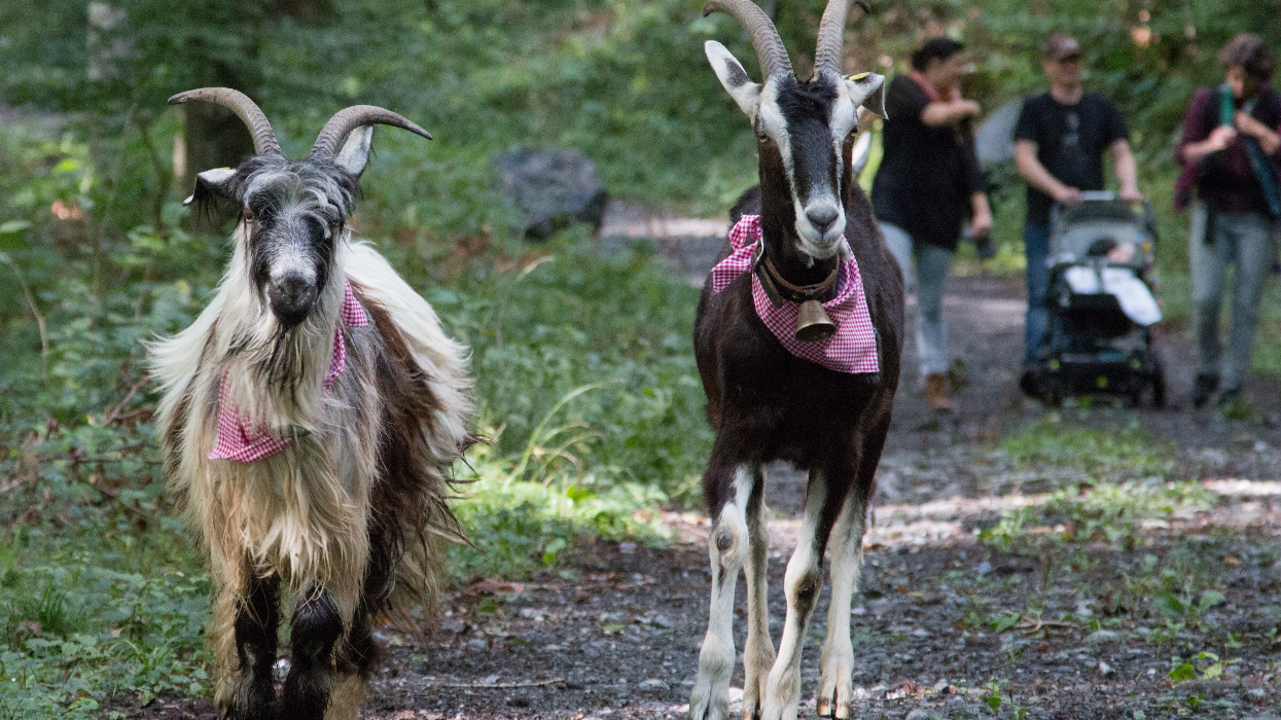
[983,418,1207,555]
[0,215,707,715]
[1000,414,1173,478]
[975,419,1258,682]
[0,522,210,719]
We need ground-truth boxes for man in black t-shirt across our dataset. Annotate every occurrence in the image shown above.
[1014,33,1142,374]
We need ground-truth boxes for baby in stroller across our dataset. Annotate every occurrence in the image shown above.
[1023,192,1166,406]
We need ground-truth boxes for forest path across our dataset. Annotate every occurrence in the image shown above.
[136,238,1281,720]
[360,256,1281,719]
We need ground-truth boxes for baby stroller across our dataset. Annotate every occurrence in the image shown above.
[1025,192,1166,407]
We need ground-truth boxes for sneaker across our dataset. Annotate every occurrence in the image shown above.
[925,372,953,413]
[1189,373,1219,409]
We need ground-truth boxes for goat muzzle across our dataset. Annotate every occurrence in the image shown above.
[268,274,319,329]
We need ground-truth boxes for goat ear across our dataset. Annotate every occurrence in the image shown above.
[705,41,762,118]
[334,126,375,177]
[844,72,887,119]
[183,167,237,206]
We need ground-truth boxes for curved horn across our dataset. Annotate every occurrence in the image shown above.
[814,0,871,78]
[310,105,432,159]
[703,0,794,81]
[168,87,282,157]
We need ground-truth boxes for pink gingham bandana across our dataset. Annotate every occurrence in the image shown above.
[710,215,879,375]
[209,280,370,462]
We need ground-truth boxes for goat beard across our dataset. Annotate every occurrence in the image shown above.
[222,279,344,433]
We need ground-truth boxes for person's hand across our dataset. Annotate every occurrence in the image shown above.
[970,206,993,238]
[1054,186,1083,206]
[956,99,982,118]
[1235,111,1270,139]
[1119,186,1145,202]
[1207,124,1239,151]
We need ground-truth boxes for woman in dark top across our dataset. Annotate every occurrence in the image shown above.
[872,38,991,412]
[1175,33,1281,408]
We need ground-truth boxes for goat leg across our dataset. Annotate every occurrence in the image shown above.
[690,460,758,720]
[223,571,280,720]
[818,423,884,719]
[280,588,344,720]
[817,492,866,719]
[741,469,775,720]
[760,470,842,720]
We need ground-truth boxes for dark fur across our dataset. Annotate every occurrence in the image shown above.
[234,573,281,714]
[281,590,344,720]
[694,73,904,565]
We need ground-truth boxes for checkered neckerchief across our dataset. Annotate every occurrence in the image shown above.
[208,280,370,462]
[710,214,879,375]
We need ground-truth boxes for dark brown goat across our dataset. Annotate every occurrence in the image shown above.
[688,2,903,720]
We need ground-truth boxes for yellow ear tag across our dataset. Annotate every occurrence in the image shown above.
[847,72,871,82]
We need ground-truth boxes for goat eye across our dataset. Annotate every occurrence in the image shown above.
[242,207,256,223]
[757,132,770,144]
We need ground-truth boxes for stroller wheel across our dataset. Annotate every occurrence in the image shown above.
[1149,351,1166,409]
[1150,370,1166,409]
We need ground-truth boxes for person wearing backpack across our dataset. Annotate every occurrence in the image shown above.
[1176,34,1281,409]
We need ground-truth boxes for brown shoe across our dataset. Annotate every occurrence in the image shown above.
[925,372,953,413]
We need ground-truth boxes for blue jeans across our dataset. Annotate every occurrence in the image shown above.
[1188,203,1275,392]
[1023,223,1051,363]
[881,222,953,377]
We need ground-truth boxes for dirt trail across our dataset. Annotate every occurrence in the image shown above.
[140,247,1281,719]
[356,263,1281,720]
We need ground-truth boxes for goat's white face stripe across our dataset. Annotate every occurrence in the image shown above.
[757,81,791,176]
[830,81,859,145]
[756,82,852,263]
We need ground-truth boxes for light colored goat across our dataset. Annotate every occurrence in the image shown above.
[151,88,473,720]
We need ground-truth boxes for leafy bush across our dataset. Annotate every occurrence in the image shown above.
[0,525,210,719]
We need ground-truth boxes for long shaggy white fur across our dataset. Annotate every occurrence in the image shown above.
[151,229,472,717]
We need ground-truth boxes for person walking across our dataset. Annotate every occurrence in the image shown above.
[1175,34,1281,408]
[872,37,992,412]
[1014,33,1142,389]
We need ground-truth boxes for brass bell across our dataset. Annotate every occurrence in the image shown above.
[795,299,837,342]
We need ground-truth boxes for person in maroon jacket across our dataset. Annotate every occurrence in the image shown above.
[1175,34,1281,408]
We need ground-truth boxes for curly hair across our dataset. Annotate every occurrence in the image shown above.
[1219,33,1275,81]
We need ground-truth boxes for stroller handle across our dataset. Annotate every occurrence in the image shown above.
[1050,194,1159,242]
[1078,190,1118,202]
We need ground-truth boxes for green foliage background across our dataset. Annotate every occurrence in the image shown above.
[2,0,1281,715]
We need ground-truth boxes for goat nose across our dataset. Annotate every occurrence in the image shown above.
[806,206,840,235]
[268,274,317,328]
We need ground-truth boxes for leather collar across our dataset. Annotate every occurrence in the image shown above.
[751,242,840,308]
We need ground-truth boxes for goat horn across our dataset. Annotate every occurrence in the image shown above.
[814,0,871,79]
[168,87,282,157]
[704,0,794,81]
[310,106,432,160]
